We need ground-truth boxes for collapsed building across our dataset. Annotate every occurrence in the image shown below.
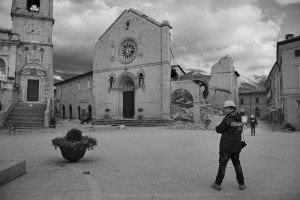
[53,8,240,126]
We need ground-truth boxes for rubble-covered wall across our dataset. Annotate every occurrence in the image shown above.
[208,55,239,109]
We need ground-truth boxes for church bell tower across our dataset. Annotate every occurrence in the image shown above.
[10,0,54,103]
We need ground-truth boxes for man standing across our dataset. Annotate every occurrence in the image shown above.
[250,115,258,136]
[211,100,246,191]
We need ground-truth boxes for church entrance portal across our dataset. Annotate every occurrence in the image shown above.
[123,91,134,118]
[27,79,39,102]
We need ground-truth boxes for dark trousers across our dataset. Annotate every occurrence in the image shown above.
[251,125,255,135]
[215,152,244,185]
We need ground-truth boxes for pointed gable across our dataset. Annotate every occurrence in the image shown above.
[97,8,172,42]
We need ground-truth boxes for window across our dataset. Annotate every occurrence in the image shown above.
[87,79,90,88]
[256,97,259,104]
[78,81,81,90]
[295,49,300,57]
[27,0,40,12]
[255,107,260,117]
[240,98,244,105]
[0,58,5,81]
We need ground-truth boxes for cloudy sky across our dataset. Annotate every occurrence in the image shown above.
[1,0,300,76]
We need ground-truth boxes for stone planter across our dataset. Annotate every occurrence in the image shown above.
[59,146,87,162]
[104,114,109,119]
[138,115,143,120]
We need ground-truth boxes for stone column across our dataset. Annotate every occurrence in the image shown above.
[161,21,172,120]
[193,102,201,124]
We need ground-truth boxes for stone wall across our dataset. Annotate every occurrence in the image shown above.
[93,9,172,119]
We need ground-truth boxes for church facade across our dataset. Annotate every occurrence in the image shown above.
[0,0,54,127]
[93,9,172,119]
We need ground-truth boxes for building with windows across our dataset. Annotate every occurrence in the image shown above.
[54,72,94,120]
[265,34,300,130]
[239,90,267,119]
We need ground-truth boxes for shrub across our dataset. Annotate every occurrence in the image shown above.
[138,108,144,113]
[66,128,82,141]
[105,108,110,113]
[52,128,97,151]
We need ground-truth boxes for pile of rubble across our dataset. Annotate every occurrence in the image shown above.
[56,119,81,125]
[169,103,224,130]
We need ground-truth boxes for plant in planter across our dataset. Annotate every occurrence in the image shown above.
[104,108,110,119]
[137,108,144,120]
[52,128,97,162]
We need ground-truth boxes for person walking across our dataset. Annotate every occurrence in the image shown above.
[249,115,258,136]
[211,100,246,191]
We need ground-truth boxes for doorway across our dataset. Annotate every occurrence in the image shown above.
[123,91,134,118]
[27,79,39,101]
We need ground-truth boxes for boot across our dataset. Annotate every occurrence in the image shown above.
[211,183,221,191]
[239,184,246,190]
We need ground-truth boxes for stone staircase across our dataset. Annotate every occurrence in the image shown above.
[92,118,173,127]
[4,103,47,128]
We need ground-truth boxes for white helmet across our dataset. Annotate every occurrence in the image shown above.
[223,100,236,108]
[251,115,254,117]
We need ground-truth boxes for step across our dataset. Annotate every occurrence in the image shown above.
[6,116,44,121]
[93,119,173,127]
[0,160,26,186]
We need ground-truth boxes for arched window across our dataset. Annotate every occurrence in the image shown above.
[255,107,260,117]
[109,76,114,89]
[240,98,244,105]
[62,105,65,119]
[27,0,40,12]
[88,105,92,119]
[0,58,5,81]
[69,104,72,119]
[77,106,81,119]
[138,73,144,87]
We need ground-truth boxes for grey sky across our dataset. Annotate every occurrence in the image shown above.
[0,0,299,75]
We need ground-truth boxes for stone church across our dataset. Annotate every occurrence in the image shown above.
[93,9,172,120]
[54,8,240,123]
[0,0,54,127]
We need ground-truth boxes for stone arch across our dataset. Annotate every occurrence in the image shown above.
[114,71,137,91]
[192,78,209,99]
[20,63,46,76]
[171,89,194,106]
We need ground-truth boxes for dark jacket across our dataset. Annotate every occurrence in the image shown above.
[250,116,258,127]
[216,111,243,153]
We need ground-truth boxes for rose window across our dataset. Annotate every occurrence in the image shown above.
[119,39,137,64]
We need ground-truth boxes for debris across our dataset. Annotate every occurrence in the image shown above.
[82,170,90,174]
[169,103,223,130]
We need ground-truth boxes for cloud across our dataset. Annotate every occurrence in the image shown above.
[0,0,289,76]
[276,0,300,5]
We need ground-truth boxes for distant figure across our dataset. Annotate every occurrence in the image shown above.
[249,115,258,136]
[8,125,16,135]
[241,115,248,128]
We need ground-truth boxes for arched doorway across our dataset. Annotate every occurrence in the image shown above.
[120,78,135,118]
[88,105,92,120]
[69,104,72,119]
[255,107,260,118]
[77,106,81,120]
[62,105,65,119]
[0,58,6,81]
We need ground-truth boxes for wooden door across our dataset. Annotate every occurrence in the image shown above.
[123,91,134,118]
[27,79,39,101]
